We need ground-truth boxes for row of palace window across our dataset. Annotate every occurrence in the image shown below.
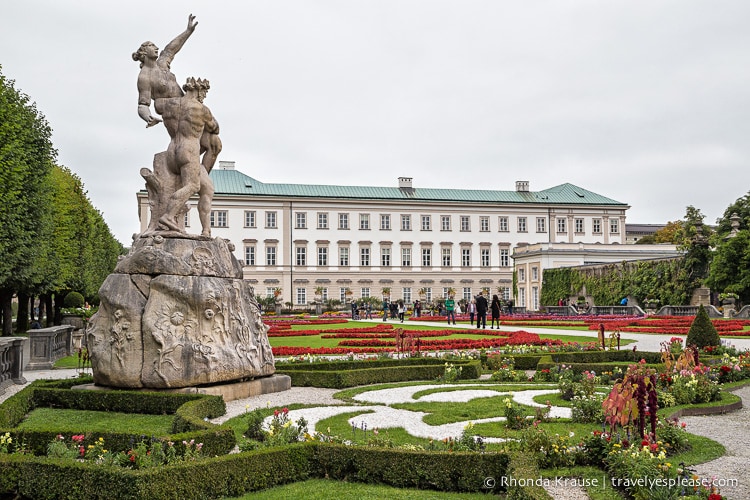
[244,245,512,267]
[265,286,514,306]
[204,211,620,234]
[516,266,540,282]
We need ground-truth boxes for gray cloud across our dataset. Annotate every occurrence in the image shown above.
[2,0,749,243]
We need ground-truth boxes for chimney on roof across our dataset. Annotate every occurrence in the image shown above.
[515,180,529,192]
[218,161,235,170]
[398,177,413,189]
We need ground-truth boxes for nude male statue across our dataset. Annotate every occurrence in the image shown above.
[158,77,219,236]
[132,14,222,225]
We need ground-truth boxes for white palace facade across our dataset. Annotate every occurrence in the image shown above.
[137,161,634,310]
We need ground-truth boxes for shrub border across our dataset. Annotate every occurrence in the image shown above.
[0,379,235,457]
[277,359,481,388]
[0,442,510,499]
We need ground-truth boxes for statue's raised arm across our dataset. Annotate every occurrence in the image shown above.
[160,14,198,68]
[132,14,198,127]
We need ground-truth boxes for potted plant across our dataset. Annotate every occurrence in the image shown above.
[644,298,660,310]
[719,291,739,306]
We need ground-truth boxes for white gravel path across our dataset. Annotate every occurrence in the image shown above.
[677,385,750,500]
[216,383,572,443]
[214,387,340,424]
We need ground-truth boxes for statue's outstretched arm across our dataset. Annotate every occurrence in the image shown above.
[160,14,198,64]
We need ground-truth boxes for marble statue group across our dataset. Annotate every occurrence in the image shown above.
[85,16,277,390]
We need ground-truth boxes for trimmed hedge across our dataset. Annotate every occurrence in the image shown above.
[0,382,35,428]
[276,357,473,371]
[535,354,661,375]
[311,444,509,492]
[277,359,481,388]
[481,350,662,373]
[0,379,235,457]
[482,353,544,370]
[543,350,662,364]
[0,443,510,499]
[32,387,222,416]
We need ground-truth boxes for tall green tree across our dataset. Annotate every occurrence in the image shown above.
[706,192,750,302]
[676,206,712,292]
[635,220,684,245]
[30,166,124,326]
[714,191,750,235]
[0,66,56,335]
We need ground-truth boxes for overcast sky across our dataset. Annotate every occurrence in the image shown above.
[2,1,749,244]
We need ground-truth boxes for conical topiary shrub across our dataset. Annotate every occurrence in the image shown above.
[685,304,720,348]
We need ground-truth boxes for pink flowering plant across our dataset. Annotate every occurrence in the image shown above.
[44,434,201,468]
[239,406,309,451]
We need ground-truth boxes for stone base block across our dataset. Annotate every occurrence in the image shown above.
[73,374,291,402]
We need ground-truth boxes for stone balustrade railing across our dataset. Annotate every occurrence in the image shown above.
[590,305,645,316]
[26,325,74,370]
[0,337,27,396]
[656,305,722,318]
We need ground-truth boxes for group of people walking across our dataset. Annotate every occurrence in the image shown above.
[374,292,514,328]
[381,298,405,322]
[350,301,373,320]
[459,292,515,329]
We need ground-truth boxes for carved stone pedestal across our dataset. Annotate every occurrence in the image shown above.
[87,235,275,389]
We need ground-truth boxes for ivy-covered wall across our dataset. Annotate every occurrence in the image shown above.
[540,257,693,307]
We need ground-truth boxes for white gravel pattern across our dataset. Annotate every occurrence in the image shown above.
[239,384,572,443]
[676,385,750,500]
[214,387,340,424]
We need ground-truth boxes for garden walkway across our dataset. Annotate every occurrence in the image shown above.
[678,384,750,500]
[358,317,750,352]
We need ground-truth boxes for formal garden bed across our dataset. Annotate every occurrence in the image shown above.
[5,311,750,499]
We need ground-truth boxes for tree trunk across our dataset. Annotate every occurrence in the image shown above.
[38,295,47,326]
[16,292,29,333]
[43,294,54,327]
[0,289,12,336]
[53,292,63,326]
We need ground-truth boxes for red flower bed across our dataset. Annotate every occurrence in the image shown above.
[264,318,349,326]
[267,324,293,334]
[318,325,395,334]
[267,330,323,337]
[321,330,453,339]
[586,317,750,336]
[336,330,558,350]
[272,346,382,356]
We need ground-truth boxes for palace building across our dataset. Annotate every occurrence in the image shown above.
[138,161,638,309]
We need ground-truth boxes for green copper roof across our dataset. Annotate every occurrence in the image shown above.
[209,168,627,206]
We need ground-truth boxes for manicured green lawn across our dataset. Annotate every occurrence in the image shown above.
[16,408,175,435]
[230,478,495,500]
[50,356,89,369]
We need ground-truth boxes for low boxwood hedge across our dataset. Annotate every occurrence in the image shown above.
[276,357,478,372]
[0,379,235,457]
[0,443,510,499]
[535,354,660,375]
[277,359,481,388]
[480,349,663,373]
